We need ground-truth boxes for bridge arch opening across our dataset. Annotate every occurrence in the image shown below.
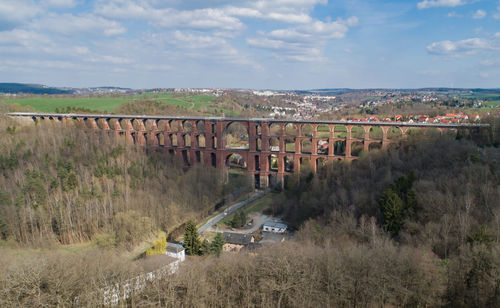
[269,154,278,171]
[269,137,279,152]
[196,120,205,133]
[334,125,347,138]
[351,125,364,139]
[197,134,206,147]
[254,155,260,171]
[225,153,247,170]
[284,155,294,172]
[210,153,216,168]
[184,134,191,147]
[269,123,281,135]
[285,123,297,136]
[369,126,383,139]
[157,133,164,146]
[387,127,402,140]
[334,140,346,156]
[224,122,249,149]
[285,138,295,153]
[351,141,364,157]
[317,124,330,137]
[317,139,328,155]
[301,139,312,154]
[369,142,382,151]
[301,124,313,137]
[183,121,194,132]
[171,134,178,147]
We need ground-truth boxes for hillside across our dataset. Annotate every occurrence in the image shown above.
[0,83,72,95]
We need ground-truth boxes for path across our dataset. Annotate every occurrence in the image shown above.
[198,190,268,234]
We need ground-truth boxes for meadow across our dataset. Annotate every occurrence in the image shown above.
[1,92,216,113]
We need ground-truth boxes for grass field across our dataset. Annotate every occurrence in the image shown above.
[1,92,217,113]
[484,100,500,107]
[458,93,500,100]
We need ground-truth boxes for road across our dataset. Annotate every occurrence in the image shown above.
[198,190,268,234]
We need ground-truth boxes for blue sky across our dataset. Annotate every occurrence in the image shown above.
[0,0,499,89]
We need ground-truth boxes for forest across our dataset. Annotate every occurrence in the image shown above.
[0,113,499,307]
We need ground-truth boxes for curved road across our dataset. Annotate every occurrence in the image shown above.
[198,190,268,234]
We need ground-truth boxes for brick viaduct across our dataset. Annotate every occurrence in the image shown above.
[8,112,490,188]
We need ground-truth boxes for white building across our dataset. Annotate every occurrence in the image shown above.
[166,242,185,261]
[262,221,287,233]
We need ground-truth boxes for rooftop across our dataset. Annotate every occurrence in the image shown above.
[263,221,287,229]
[223,232,253,246]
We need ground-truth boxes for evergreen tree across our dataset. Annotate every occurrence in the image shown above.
[184,220,201,255]
[379,188,404,237]
[200,239,211,255]
[210,233,225,257]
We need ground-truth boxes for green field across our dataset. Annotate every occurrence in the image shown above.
[1,92,216,113]
[484,100,500,107]
[458,93,500,100]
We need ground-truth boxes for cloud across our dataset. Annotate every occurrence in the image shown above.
[41,0,78,8]
[472,9,486,19]
[95,1,243,32]
[494,1,500,19]
[446,11,462,18]
[34,13,126,36]
[426,38,494,55]
[247,17,356,62]
[417,0,467,10]
[0,0,41,30]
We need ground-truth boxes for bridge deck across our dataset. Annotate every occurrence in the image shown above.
[6,112,490,129]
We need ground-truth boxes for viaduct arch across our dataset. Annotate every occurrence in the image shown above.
[9,112,490,188]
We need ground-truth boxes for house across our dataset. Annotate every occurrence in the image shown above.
[222,232,254,252]
[262,221,287,234]
[166,242,185,261]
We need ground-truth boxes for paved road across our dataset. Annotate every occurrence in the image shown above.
[198,190,268,234]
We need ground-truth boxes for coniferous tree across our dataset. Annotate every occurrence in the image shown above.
[379,188,404,237]
[184,220,201,255]
[210,233,225,257]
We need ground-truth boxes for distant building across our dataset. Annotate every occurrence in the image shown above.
[262,221,287,234]
[166,242,185,261]
[222,232,254,252]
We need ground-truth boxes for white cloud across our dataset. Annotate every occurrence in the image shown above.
[446,11,462,18]
[427,38,494,55]
[494,32,500,38]
[0,0,41,30]
[417,0,467,10]
[34,13,126,36]
[472,9,486,19]
[41,0,77,8]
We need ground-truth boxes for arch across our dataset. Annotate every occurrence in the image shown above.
[184,134,192,147]
[285,138,295,153]
[317,124,330,137]
[195,151,202,163]
[269,123,281,135]
[301,139,312,154]
[300,157,312,170]
[197,134,206,147]
[301,124,313,137]
[369,126,383,139]
[268,174,277,188]
[285,123,297,136]
[181,150,190,166]
[171,134,178,147]
[210,153,216,168]
[334,140,346,156]
[351,141,364,157]
[269,154,278,171]
[225,153,247,170]
[183,121,194,132]
[256,137,262,151]
[269,137,279,152]
[254,155,260,171]
[157,133,164,146]
[196,120,205,133]
[317,139,328,155]
[316,157,327,169]
[170,120,179,131]
[387,127,402,140]
[351,125,364,139]
[284,155,294,172]
[369,142,382,151]
[255,123,262,135]
[334,125,347,138]
[224,121,249,149]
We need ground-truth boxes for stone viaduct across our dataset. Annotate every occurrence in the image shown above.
[7,112,490,188]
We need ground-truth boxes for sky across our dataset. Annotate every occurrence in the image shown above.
[0,0,499,89]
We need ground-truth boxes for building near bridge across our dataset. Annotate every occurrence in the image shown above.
[223,232,254,252]
[166,242,185,261]
[262,221,287,233]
